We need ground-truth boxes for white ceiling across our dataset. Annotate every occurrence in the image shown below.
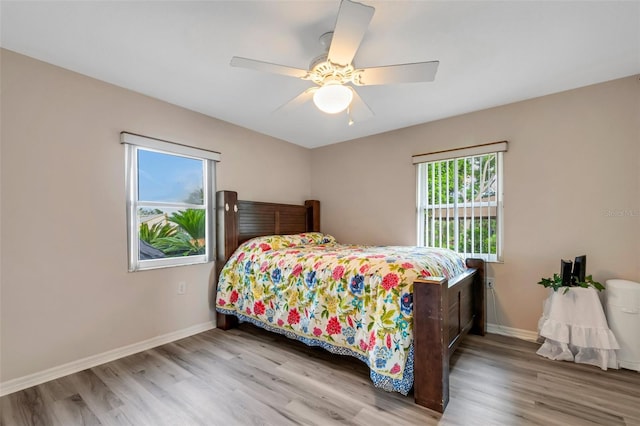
[2,1,639,149]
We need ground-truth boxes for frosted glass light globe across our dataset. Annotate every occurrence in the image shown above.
[312,84,353,114]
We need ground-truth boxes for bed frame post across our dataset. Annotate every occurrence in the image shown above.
[466,258,486,336]
[304,200,320,232]
[217,190,239,264]
[216,190,239,330]
[413,278,449,413]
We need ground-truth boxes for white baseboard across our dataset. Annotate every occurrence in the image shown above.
[619,360,640,373]
[487,323,539,342]
[0,321,215,397]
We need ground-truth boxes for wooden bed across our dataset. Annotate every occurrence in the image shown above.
[214,190,485,413]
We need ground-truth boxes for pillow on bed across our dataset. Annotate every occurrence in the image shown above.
[297,232,336,245]
[244,233,336,251]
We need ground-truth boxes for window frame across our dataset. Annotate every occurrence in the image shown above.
[122,132,220,272]
[414,142,506,263]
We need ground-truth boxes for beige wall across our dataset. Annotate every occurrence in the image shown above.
[311,76,640,332]
[0,49,311,382]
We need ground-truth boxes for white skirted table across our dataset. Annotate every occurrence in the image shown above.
[537,287,620,370]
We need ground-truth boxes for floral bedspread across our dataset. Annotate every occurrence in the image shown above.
[216,233,467,394]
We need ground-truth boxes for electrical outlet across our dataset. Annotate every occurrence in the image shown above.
[486,277,495,289]
[177,281,187,295]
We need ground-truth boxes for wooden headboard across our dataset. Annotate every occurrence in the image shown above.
[216,191,320,270]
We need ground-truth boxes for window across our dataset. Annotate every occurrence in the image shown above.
[122,133,220,271]
[414,141,507,262]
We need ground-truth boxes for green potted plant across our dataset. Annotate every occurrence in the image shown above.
[538,273,604,294]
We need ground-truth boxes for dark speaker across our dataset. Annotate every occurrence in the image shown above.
[572,255,586,284]
[561,260,573,286]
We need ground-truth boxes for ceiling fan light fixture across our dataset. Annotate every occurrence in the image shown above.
[312,83,353,114]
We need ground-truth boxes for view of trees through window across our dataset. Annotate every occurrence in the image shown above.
[418,153,500,260]
[138,206,206,258]
[136,149,207,260]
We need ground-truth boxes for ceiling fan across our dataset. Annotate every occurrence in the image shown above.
[230,0,439,123]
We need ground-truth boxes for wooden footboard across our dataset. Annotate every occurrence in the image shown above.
[214,190,485,413]
[413,258,484,412]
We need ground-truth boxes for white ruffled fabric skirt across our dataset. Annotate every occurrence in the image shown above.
[537,288,619,370]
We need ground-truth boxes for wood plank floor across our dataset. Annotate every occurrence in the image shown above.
[2,323,639,425]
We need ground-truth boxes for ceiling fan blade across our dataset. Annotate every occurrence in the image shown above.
[230,57,308,79]
[274,87,318,113]
[354,61,439,86]
[349,88,374,122]
[327,0,375,67]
